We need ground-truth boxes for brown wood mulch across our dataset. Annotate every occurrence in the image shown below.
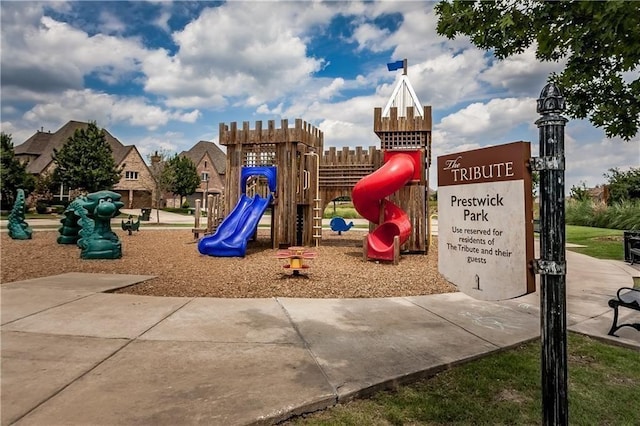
[1,230,455,298]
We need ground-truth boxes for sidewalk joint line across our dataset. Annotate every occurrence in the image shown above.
[274,297,339,402]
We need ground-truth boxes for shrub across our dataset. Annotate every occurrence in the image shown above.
[566,199,640,230]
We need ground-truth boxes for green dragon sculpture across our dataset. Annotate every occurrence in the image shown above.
[57,196,88,244]
[76,190,125,259]
[7,189,32,240]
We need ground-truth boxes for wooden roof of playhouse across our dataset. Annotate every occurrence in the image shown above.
[375,61,431,155]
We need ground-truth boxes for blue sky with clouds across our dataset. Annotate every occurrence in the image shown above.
[1,1,638,191]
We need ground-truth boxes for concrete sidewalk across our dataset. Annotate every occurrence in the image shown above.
[1,252,639,426]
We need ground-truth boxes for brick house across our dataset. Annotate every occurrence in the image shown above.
[165,141,226,208]
[14,121,156,209]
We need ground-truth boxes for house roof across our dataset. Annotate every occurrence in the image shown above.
[179,140,227,174]
[15,121,129,174]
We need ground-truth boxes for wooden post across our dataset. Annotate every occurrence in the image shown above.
[193,199,202,239]
[206,194,214,233]
[535,83,568,426]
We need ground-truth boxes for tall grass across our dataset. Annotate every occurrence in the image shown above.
[565,199,640,230]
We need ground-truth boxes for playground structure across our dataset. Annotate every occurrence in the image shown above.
[198,119,323,256]
[192,193,225,239]
[352,105,431,263]
[349,61,431,263]
[199,63,430,260]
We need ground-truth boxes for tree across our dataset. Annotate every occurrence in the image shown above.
[1,132,35,209]
[604,167,640,204]
[569,182,590,202]
[52,122,122,193]
[164,154,200,207]
[147,150,173,222]
[436,0,640,141]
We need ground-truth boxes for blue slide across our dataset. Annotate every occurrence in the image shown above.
[197,193,272,257]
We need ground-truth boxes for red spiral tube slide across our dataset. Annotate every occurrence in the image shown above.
[352,153,416,261]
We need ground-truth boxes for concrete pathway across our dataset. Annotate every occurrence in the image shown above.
[1,251,638,426]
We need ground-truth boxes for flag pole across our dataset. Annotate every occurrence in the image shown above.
[403,58,407,75]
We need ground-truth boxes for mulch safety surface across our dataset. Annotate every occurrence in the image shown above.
[1,229,455,298]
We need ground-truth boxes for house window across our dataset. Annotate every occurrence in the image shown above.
[125,171,139,180]
[204,161,207,167]
[54,183,71,202]
[201,172,210,182]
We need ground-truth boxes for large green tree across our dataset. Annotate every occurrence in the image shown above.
[1,132,35,209]
[164,154,200,207]
[52,122,122,193]
[436,0,640,140]
[604,167,640,204]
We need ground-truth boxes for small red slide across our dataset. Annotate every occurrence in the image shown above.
[352,153,415,261]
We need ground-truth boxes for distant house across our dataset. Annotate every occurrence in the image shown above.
[14,120,155,209]
[165,140,226,208]
[587,185,610,204]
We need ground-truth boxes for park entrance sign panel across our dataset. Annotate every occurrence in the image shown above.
[437,142,535,301]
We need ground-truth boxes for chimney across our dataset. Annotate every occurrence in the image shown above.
[150,151,161,165]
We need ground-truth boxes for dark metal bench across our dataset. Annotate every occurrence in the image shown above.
[630,246,640,265]
[624,234,640,264]
[607,287,640,336]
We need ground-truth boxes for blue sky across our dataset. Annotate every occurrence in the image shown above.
[1,0,638,191]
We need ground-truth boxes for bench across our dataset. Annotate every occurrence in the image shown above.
[625,235,640,264]
[607,287,640,336]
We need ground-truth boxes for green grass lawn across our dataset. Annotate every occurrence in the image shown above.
[289,333,640,425]
[565,225,624,259]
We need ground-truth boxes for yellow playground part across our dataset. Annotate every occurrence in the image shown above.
[276,246,317,276]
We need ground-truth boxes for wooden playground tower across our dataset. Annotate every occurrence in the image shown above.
[219,119,323,249]
[374,104,432,254]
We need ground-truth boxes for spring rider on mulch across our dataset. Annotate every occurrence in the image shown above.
[57,190,125,259]
[7,189,32,240]
[121,215,141,235]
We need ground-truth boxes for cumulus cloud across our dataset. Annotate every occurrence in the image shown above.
[21,89,200,131]
[142,2,325,108]
[564,122,640,190]
[479,45,565,96]
[438,97,536,139]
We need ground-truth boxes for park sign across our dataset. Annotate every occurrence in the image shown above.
[437,142,535,301]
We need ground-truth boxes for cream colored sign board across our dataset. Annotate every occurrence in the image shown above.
[437,142,534,301]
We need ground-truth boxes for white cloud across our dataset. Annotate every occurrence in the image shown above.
[1,14,148,93]
[21,89,199,131]
[98,10,126,35]
[439,97,536,138]
[565,123,640,190]
[142,2,325,108]
[351,23,390,52]
[480,45,565,96]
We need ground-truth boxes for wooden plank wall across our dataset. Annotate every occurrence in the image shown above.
[373,106,432,133]
[318,146,382,214]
